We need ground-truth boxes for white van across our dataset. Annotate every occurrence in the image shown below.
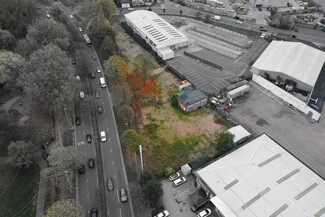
[100,77,106,88]
[100,131,106,142]
[211,15,221,21]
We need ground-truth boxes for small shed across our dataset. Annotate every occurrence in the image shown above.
[181,164,192,176]
[226,125,251,145]
[177,89,208,112]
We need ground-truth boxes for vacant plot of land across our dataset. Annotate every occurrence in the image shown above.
[0,164,40,217]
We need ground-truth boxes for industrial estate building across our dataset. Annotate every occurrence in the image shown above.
[251,41,325,121]
[249,0,289,8]
[124,10,189,60]
[195,134,325,217]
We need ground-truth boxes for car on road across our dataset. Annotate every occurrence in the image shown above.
[90,71,96,79]
[261,32,267,38]
[100,77,106,88]
[46,14,50,18]
[72,59,76,65]
[86,134,92,143]
[78,27,82,32]
[197,208,212,217]
[100,131,106,142]
[173,177,186,187]
[211,15,221,21]
[236,20,243,24]
[97,105,103,114]
[79,91,85,99]
[69,14,74,19]
[168,172,180,181]
[95,91,101,99]
[259,26,268,31]
[78,164,86,175]
[90,208,98,217]
[88,158,95,169]
[154,210,170,217]
[96,67,101,73]
[91,55,97,60]
[107,178,114,191]
[120,188,128,202]
[75,117,81,126]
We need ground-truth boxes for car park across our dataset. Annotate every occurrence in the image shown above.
[75,117,81,126]
[95,91,101,99]
[78,164,86,175]
[120,188,128,202]
[91,55,97,60]
[90,208,98,217]
[100,131,106,142]
[86,134,92,143]
[172,177,186,187]
[96,67,101,73]
[79,91,85,99]
[168,172,180,181]
[107,178,114,191]
[197,208,212,217]
[97,105,103,114]
[154,210,170,217]
[78,27,82,32]
[88,158,95,169]
[90,71,96,79]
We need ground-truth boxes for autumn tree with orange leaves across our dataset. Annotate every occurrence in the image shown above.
[104,55,133,83]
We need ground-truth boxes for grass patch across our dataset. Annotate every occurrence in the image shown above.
[0,164,40,217]
[171,104,210,119]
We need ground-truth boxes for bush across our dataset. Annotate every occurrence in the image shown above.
[189,154,212,170]
[164,167,175,177]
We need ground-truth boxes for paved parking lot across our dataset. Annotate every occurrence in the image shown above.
[230,82,325,178]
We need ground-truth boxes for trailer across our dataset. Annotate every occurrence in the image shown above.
[226,84,249,99]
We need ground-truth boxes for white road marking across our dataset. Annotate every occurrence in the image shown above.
[110,149,112,153]
[87,193,89,197]
[112,161,115,165]
[117,190,120,203]
[119,208,122,217]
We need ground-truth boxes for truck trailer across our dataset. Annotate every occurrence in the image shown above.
[226,84,249,99]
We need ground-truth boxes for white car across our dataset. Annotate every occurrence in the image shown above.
[154,210,169,217]
[236,20,243,24]
[261,33,267,38]
[172,177,186,187]
[96,67,102,73]
[100,131,106,142]
[69,14,74,19]
[79,91,85,99]
[46,14,50,18]
[197,208,212,217]
[78,27,82,32]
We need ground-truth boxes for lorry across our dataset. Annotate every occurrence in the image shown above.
[226,84,249,100]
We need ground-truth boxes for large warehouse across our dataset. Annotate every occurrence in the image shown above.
[249,0,289,8]
[124,10,189,60]
[251,41,325,121]
[194,134,325,217]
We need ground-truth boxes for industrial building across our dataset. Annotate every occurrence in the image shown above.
[251,41,325,121]
[249,0,289,8]
[194,133,325,217]
[226,125,251,145]
[124,10,189,60]
[177,88,208,112]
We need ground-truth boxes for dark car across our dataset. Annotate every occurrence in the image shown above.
[90,71,96,79]
[107,178,114,191]
[75,117,81,126]
[72,59,76,65]
[91,55,97,60]
[259,26,268,31]
[97,105,103,114]
[95,91,101,99]
[86,134,92,143]
[90,208,98,217]
[88,158,95,169]
[78,164,86,175]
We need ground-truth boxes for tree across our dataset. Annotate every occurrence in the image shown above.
[0,29,16,50]
[139,170,163,207]
[320,19,325,25]
[14,37,39,57]
[26,18,70,51]
[0,110,21,153]
[104,55,133,82]
[133,54,155,84]
[215,131,235,156]
[99,36,117,60]
[7,140,34,169]
[100,0,116,20]
[269,12,294,29]
[88,15,116,48]
[0,51,25,87]
[0,0,39,38]
[18,44,77,114]
[116,104,134,124]
[204,14,210,23]
[43,199,84,217]
[121,130,141,153]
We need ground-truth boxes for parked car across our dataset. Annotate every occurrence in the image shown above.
[90,71,96,79]
[91,55,97,60]
[120,188,128,202]
[107,178,114,191]
[75,117,81,126]
[197,208,212,217]
[168,172,180,181]
[100,131,106,142]
[173,177,186,187]
[95,91,101,99]
[78,27,82,32]
[88,158,95,169]
[69,14,74,19]
[154,210,170,217]
[97,105,103,114]
[96,67,101,73]
[78,164,86,175]
[86,134,92,143]
[79,91,85,99]
[90,208,98,217]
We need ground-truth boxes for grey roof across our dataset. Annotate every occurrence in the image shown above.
[177,89,207,105]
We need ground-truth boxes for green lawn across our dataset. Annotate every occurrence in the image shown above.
[0,164,40,217]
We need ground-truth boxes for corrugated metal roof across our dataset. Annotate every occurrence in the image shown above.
[177,89,207,105]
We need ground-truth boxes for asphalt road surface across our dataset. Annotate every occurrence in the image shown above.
[54,2,134,217]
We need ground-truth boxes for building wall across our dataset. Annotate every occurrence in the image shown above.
[249,0,289,7]
[178,98,208,112]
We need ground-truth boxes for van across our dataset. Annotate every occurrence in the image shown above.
[120,188,128,202]
[100,77,106,88]
[211,15,221,21]
[100,131,106,142]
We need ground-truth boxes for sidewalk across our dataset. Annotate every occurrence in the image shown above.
[35,153,48,217]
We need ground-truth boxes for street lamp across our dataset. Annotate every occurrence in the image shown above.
[64,107,73,130]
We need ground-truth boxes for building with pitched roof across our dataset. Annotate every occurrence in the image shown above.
[124,10,188,60]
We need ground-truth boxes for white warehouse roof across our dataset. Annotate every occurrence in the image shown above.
[197,134,325,217]
[124,10,188,49]
[252,41,325,87]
